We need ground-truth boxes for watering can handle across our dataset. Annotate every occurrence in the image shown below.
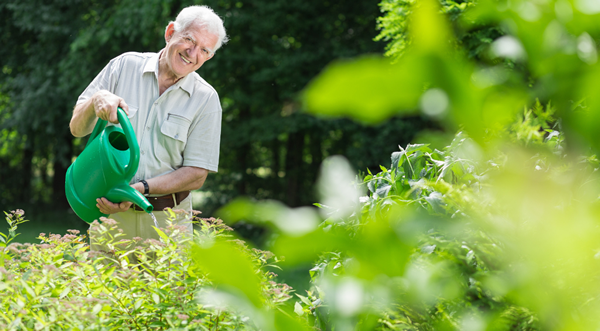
[117,108,140,179]
[86,107,140,179]
[86,115,107,148]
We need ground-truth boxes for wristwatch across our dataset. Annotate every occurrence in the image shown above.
[140,180,150,196]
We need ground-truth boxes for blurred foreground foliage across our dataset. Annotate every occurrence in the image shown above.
[218,0,600,329]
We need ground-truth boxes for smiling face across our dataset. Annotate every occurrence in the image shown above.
[160,22,219,81]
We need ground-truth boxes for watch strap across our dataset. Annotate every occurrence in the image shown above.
[140,180,150,196]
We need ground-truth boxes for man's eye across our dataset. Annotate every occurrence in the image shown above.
[202,48,209,54]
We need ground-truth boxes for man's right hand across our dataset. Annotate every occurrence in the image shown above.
[95,183,144,215]
[92,90,129,124]
[96,197,133,215]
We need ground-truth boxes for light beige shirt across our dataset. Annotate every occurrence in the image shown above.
[77,51,222,186]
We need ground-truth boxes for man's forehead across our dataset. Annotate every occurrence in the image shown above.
[180,26,207,39]
[179,22,205,34]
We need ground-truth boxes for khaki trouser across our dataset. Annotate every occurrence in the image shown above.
[89,194,194,253]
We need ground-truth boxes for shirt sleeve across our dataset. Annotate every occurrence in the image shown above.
[182,92,222,173]
[76,56,123,105]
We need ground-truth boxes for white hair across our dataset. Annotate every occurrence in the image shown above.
[169,5,228,52]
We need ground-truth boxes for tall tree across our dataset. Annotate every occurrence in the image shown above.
[0,0,87,209]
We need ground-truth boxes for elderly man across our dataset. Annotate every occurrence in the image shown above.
[69,5,227,242]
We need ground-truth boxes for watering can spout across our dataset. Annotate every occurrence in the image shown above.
[106,185,153,214]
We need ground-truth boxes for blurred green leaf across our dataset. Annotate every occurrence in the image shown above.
[303,56,423,123]
[274,308,312,331]
[191,239,264,308]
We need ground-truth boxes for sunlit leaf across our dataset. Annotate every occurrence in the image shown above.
[191,239,264,308]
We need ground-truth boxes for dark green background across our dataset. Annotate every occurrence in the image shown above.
[0,0,431,242]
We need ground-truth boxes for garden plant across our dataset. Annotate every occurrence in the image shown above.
[0,209,296,330]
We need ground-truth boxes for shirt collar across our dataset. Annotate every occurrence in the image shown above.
[143,51,159,74]
[144,49,194,97]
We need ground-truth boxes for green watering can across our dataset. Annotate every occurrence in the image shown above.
[65,107,153,223]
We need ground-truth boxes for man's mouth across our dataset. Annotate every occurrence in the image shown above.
[180,54,192,64]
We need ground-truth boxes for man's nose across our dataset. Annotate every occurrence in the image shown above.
[186,45,199,58]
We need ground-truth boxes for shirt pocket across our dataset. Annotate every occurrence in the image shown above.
[160,113,191,144]
[127,107,138,119]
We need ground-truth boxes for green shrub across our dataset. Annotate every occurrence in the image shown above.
[0,210,295,330]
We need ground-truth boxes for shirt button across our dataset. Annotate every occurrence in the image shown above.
[141,151,145,155]
[146,126,150,130]
[174,134,179,139]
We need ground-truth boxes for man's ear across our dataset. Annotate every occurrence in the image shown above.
[165,22,176,43]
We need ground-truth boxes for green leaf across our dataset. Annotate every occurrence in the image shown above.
[153,227,170,243]
[59,287,70,299]
[191,238,264,308]
[391,151,406,171]
[92,304,102,315]
[134,298,143,311]
[375,183,392,198]
[92,287,103,297]
[294,301,305,316]
[425,192,446,214]
[295,294,312,307]
[274,308,312,331]
[303,56,423,123]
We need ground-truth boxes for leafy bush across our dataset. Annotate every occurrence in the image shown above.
[375,0,505,62]
[0,210,295,330]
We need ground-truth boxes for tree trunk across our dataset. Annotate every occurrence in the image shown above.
[52,138,72,209]
[284,130,304,207]
[19,141,34,204]
[308,130,323,203]
[237,107,250,196]
[271,138,282,199]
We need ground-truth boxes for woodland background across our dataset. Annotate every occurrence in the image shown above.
[0,0,434,240]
